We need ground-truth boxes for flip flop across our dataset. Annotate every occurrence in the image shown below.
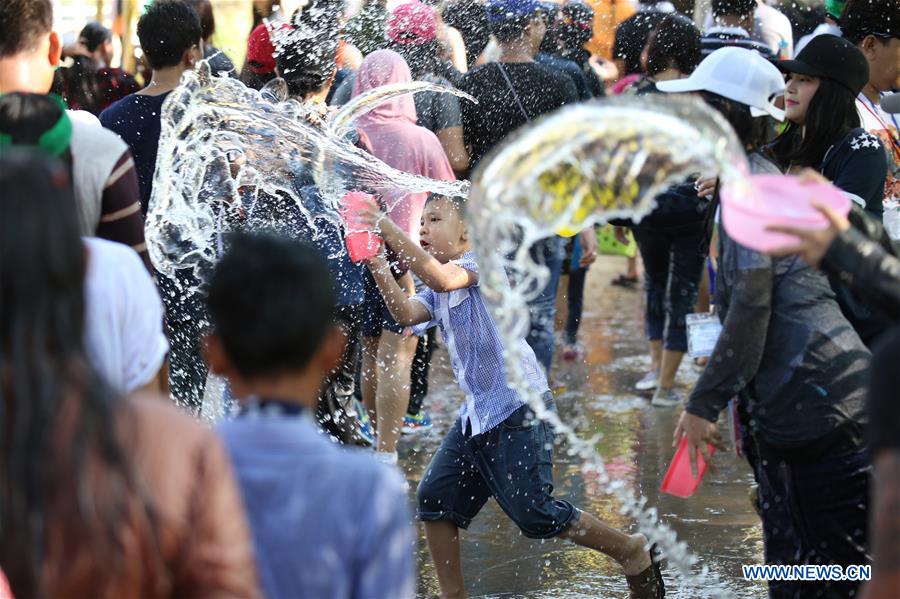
[626,543,666,599]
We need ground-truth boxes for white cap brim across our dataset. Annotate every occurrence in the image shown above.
[657,78,785,122]
[749,103,785,122]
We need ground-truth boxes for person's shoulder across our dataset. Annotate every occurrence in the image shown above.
[123,393,218,449]
[84,237,145,270]
[71,113,128,151]
[450,251,480,275]
[837,128,886,157]
[99,93,148,125]
[461,63,499,86]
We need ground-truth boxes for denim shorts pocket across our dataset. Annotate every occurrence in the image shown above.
[500,403,535,431]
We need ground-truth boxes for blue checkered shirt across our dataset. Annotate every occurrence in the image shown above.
[412,252,549,436]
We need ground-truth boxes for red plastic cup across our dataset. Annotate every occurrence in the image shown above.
[340,192,383,263]
[661,437,716,498]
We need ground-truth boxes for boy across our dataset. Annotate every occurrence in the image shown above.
[360,194,664,598]
[206,233,414,599]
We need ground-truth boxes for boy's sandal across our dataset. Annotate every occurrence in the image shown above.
[626,544,665,599]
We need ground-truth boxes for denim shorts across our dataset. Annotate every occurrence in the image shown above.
[361,268,405,337]
[416,393,579,539]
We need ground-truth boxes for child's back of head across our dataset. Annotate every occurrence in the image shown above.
[206,232,336,379]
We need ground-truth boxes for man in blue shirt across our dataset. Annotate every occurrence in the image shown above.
[206,233,414,599]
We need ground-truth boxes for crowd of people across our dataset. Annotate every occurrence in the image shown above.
[0,0,899,597]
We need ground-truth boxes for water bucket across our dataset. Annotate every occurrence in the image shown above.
[340,192,383,263]
[720,175,850,253]
[661,437,715,498]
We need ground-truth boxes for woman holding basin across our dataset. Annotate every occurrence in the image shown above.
[664,46,874,599]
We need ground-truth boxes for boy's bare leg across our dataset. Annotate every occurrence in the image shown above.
[558,512,652,575]
[360,335,379,419]
[375,329,417,453]
[424,521,467,599]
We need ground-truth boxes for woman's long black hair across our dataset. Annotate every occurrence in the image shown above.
[0,151,154,596]
[769,77,861,169]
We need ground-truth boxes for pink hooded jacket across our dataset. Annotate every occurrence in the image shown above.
[352,50,455,242]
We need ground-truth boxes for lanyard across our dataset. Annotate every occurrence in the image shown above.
[238,397,309,419]
[861,95,900,158]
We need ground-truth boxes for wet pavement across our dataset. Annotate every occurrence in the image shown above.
[396,256,767,598]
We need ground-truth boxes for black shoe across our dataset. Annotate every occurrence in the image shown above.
[626,544,665,599]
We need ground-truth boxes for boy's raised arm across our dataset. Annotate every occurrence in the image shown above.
[366,254,433,327]
[360,203,477,293]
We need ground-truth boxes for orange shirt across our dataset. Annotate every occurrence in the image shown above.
[584,0,637,59]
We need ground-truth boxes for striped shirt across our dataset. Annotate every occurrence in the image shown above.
[97,151,149,269]
[701,26,774,59]
[412,252,549,436]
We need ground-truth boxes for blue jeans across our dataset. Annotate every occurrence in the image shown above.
[632,224,706,352]
[526,237,564,373]
[756,445,870,599]
[417,394,578,539]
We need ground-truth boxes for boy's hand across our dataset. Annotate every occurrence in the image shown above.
[356,196,385,231]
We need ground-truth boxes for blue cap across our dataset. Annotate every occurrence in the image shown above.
[486,0,541,23]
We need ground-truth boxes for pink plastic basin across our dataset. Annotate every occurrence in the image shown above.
[720,175,851,253]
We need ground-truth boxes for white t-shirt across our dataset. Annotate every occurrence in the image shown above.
[857,94,900,238]
[83,237,169,393]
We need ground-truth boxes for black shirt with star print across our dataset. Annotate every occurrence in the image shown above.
[821,127,889,220]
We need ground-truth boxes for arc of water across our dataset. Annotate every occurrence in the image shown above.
[468,94,749,598]
[328,81,477,139]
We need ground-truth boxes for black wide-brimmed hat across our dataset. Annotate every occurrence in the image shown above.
[776,34,869,96]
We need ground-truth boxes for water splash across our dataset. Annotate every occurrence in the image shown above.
[468,93,749,597]
[145,62,469,279]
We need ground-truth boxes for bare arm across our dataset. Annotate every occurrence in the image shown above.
[366,255,433,327]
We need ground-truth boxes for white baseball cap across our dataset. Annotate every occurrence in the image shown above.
[656,47,785,121]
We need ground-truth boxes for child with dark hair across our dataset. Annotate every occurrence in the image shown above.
[101,0,207,411]
[207,233,414,599]
[702,0,773,58]
[357,193,664,599]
